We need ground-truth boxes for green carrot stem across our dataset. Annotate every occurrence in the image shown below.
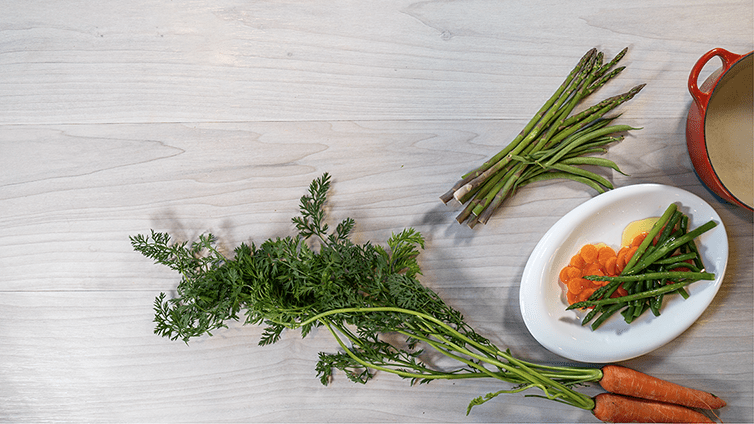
[317,306,597,411]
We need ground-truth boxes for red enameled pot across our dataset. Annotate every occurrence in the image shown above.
[686,48,753,210]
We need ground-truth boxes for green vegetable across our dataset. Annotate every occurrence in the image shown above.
[571,203,717,330]
[131,174,602,414]
[440,47,644,227]
[568,276,714,310]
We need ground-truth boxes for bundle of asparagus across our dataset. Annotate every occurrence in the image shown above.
[441,47,645,227]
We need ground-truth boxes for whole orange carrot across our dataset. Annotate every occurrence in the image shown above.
[600,365,726,410]
[593,393,714,423]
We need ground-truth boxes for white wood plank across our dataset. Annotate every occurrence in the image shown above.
[4,118,740,293]
[1,1,751,124]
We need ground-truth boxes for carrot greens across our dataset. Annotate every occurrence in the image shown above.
[131,174,600,413]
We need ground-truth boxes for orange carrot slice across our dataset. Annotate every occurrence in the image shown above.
[583,263,604,277]
[631,232,648,247]
[579,244,598,263]
[568,278,587,295]
[559,266,582,283]
[597,246,616,266]
[604,256,618,276]
[569,253,586,269]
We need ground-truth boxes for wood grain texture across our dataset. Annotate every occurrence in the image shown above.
[1,1,752,423]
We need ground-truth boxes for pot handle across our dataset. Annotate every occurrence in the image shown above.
[688,48,745,111]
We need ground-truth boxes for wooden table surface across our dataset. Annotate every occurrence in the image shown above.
[2,1,752,422]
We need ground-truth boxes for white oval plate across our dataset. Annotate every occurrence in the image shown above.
[519,184,728,363]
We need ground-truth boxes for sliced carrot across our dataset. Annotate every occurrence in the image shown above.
[583,263,604,277]
[610,285,629,298]
[559,266,582,283]
[569,253,586,269]
[597,246,616,266]
[623,246,638,267]
[599,365,727,410]
[615,247,629,272]
[559,267,571,283]
[568,267,583,280]
[631,232,648,247]
[669,259,693,273]
[561,240,634,306]
[579,244,598,263]
[568,278,588,295]
[578,287,596,302]
[670,266,690,273]
[604,256,618,276]
[592,393,714,423]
